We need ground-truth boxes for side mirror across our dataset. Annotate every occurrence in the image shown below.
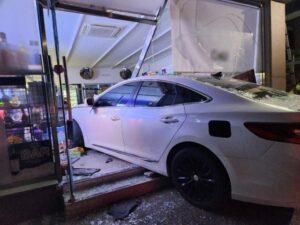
[86,97,94,106]
[94,100,111,107]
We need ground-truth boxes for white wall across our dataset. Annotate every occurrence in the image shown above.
[171,0,261,74]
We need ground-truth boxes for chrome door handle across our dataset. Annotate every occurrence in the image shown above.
[111,116,120,121]
[160,116,179,124]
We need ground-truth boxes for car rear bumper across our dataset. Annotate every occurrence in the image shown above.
[223,142,300,208]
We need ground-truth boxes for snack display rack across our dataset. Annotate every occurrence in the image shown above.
[0,76,53,177]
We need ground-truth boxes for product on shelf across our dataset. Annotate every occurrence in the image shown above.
[31,106,43,124]
[28,82,44,105]
[10,109,23,122]
[4,108,29,127]
[7,135,23,144]
[33,126,43,141]
[9,95,21,107]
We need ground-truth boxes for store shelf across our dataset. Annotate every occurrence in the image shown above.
[0,77,55,179]
[0,104,31,110]
[0,70,45,76]
[7,140,53,169]
[5,123,32,129]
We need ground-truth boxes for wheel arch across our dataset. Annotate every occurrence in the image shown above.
[72,118,85,146]
[166,141,231,193]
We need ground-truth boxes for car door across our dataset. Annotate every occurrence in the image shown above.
[122,80,186,162]
[87,82,139,152]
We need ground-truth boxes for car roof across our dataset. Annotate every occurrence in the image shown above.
[128,74,202,83]
[116,75,250,104]
[121,75,212,90]
[120,75,234,97]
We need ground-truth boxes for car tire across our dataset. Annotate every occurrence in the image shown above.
[72,120,84,148]
[170,147,230,209]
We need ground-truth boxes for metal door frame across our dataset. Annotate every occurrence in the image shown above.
[35,0,167,201]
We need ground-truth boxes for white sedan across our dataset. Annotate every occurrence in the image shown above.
[72,75,300,209]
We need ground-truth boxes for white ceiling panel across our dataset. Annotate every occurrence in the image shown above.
[95,23,151,68]
[59,0,165,17]
[66,15,135,67]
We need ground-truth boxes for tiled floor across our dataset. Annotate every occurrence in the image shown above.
[63,149,139,182]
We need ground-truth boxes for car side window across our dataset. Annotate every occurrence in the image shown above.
[96,82,138,107]
[175,85,208,103]
[135,81,177,107]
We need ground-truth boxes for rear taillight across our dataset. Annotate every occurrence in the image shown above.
[244,122,300,145]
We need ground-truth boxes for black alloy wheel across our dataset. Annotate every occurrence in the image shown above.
[171,147,229,209]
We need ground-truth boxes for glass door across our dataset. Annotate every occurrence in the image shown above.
[0,0,57,190]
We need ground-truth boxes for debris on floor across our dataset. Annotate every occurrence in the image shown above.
[107,199,142,220]
[21,188,295,225]
[62,149,139,182]
[144,171,158,178]
[106,157,113,163]
[72,168,100,176]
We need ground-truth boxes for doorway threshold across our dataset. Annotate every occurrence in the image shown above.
[62,149,170,219]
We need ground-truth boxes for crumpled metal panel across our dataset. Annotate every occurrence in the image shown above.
[59,0,165,17]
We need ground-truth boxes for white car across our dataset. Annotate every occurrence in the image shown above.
[72,75,300,209]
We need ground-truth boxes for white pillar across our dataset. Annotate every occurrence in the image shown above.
[270,1,286,90]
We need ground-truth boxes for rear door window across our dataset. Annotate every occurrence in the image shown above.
[135,81,177,107]
[134,81,209,107]
[175,85,209,104]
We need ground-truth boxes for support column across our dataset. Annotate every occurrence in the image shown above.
[265,0,286,90]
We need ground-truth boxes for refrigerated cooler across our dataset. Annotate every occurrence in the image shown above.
[0,76,55,186]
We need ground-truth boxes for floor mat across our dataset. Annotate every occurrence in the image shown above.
[107,199,142,220]
[72,168,101,176]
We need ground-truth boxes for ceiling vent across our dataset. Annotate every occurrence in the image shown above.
[80,23,122,38]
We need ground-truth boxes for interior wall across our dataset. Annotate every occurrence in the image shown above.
[270,1,286,90]
[170,0,261,74]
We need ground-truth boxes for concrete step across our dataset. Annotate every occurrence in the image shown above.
[64,174,170,219]
[63,166,146,192]
[62,150,171,219]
